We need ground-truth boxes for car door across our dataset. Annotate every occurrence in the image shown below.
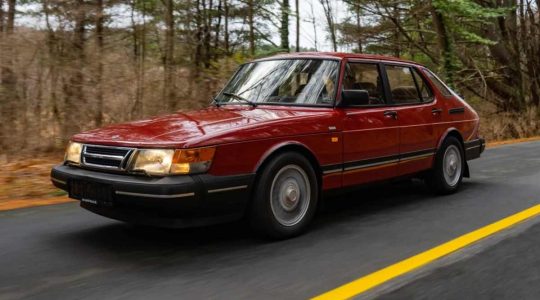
[383,64,440,176]
[341,60,400,187]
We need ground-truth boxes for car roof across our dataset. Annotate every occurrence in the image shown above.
[254,52,425,67]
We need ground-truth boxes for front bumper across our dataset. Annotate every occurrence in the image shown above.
[51,165,255,228]
[464,138,485,161]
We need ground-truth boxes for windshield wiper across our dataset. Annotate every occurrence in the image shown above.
[222,92,258,107]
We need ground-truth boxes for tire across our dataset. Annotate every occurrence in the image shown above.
[426,136,465,195]
[249,152,319,239]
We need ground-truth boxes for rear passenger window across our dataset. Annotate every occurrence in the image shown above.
[342,63,385,105]
[412,68,434,102]
[385,65,422,104]
[423,69,453,97]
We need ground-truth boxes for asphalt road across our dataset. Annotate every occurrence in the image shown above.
[1,141,540,300]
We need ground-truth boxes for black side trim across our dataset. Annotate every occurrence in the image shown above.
[322,148,436,174]
[464,138,485,161]
[449,107,465,114]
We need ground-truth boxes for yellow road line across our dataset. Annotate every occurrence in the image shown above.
[0,196,75,211]
[312,204,540,300]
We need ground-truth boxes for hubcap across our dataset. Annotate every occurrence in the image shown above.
[270,165,311,226]
[443,145,462,187]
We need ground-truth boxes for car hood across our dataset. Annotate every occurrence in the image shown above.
[72,106,335,148]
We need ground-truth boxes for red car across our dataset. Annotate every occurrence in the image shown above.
[51,52,484,238]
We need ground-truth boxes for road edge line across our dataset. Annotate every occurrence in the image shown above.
[311,204,540,300]
[0,197,75,211]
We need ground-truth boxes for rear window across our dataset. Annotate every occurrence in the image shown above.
[423,69,453,97]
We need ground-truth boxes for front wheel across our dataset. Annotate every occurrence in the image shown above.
[426,136,464,194]
[249,152,318,239]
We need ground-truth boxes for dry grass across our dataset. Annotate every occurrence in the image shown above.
[0,154,65,203]
[475,105,540,141]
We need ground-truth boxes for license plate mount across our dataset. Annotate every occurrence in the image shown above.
[70,180,113,206]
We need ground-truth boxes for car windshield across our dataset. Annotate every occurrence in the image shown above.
[216,59,339,106]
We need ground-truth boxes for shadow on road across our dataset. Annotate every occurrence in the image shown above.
[51,179,484,262]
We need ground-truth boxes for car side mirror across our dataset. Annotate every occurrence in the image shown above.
[341,90,370,106]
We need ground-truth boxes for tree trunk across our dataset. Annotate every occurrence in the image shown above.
[163,0,176,110]
[213,0,222,59]
[280,0,289,51]
[319,0,337,52]
[203,0,212,68]
[295,0,299,52]
[247,0,255,56]
[224,0,229,54]
[430,1,455,88]
[63,0,86,139]
[95,0,104,127]
[355,3,362,53]
[130,0,146,118]
[309,3,318,51]
[0,0,18,151]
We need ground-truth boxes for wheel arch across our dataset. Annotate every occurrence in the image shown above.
[436,128,470,177]
[437,128,464,149]
[254,142,322,181]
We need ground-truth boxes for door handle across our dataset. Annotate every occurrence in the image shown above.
[432,108,443,115]
[384,110,398,120]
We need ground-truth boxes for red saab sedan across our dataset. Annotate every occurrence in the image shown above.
[51,52,485,238]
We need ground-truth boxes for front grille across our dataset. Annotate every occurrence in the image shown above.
[81,145,135,171]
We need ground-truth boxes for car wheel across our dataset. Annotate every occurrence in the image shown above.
[426,136,464,194]
[250,152,318,239]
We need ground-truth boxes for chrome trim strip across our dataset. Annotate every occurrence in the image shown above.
[83,152,125,160]
[207,185,249,194]
[323,168,343,175]
[51,177,67,185]
[399,152,434,162]
[399,149,435,157]
[344,159,399,171]
[84,144,134,150]
[82,161,122,169]
[115,191,195,199]
[338,149,436,173]
[466,145,481,150]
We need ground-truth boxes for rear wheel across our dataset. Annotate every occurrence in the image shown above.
[426,136,464,194]
[249,152,318,239]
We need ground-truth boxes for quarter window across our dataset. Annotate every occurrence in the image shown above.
[385,65,423,104]
[423,69,453,97]
[342,63,385,105]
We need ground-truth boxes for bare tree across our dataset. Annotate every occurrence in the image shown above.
[319,0,337,51]
[163,0,176,110]
[95,0,105,126]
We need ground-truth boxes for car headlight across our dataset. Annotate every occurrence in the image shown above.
[65,142,83,165]
[131,147,215,176]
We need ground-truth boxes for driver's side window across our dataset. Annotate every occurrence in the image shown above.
[343,63,386,106]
